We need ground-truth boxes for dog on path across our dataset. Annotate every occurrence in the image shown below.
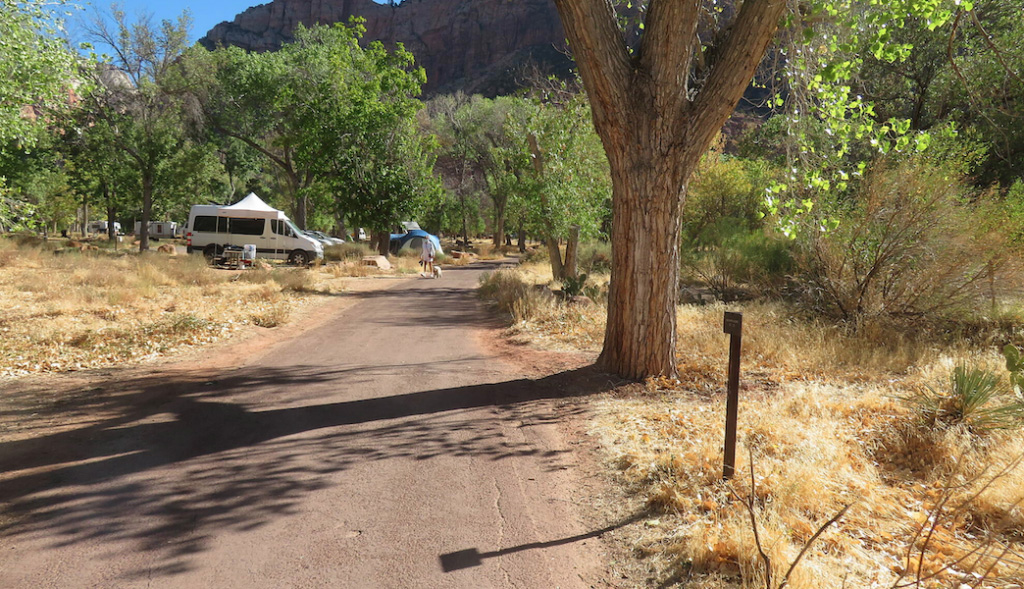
[432,265,442,279]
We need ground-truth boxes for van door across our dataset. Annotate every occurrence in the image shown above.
[226,217,266,253]
[270,218,298,260]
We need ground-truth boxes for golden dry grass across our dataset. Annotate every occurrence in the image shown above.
[0,242,377,378]
[481,264,1024,588]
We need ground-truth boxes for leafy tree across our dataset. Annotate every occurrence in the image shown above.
[0,0,82,229]
[77,6,200,251]
[857,0,1024,185]
[552,0,967,378]
[429,94,524,248]
[0,0,81,147]
[188,21,434,243]
[492,92,611,279]
[0,138,77,233]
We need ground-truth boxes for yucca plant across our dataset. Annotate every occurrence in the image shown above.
[910,365,1024,432]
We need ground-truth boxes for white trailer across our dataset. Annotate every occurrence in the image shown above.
[134,221,177,239]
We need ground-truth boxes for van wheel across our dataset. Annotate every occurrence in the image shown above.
[203,244,222,263]
[288,250,310,266]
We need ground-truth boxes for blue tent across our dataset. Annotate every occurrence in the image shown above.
[390,229,443,255]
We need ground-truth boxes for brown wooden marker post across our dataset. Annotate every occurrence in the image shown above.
[722,311,743,480]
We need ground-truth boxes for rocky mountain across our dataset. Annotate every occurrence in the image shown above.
[199,0,572,96]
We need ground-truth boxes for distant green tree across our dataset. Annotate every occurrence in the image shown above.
[77,7,201,251]
[188,21,436,247]
[429,94,525,248]
[491,91,611,279]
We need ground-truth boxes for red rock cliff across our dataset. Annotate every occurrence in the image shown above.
[200,0,569,95]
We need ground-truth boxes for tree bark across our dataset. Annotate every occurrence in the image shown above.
[493,208,506,249]
[517,222,526,253]
[373,230,390,257]
[553,0,787,379]
[546,238,565,280]
[564,224,580,279]
[139,170,153,252]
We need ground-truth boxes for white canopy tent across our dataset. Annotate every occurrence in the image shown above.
[217,193,287,220]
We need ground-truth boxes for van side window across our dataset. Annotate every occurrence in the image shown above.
[272,219,293,237]
[193,216,217,233]
[218,217,228,233]
[229,218,265,236]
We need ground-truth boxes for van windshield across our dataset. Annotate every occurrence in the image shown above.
[285,219,303,238]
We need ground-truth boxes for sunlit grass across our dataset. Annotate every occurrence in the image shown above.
[480,263,1024,588]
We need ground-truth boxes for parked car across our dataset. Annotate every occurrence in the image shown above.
[307,230,344,246]
[302,230,334,248]
[390,229,443,256]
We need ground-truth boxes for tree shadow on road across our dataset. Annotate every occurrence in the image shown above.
[0,363,618,581]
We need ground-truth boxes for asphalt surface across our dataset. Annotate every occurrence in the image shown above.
[0,262,613,588]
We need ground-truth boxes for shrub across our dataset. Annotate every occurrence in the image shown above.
[324,242,373,261]
[577,241,612,274]
[681,224,794,298]
[478,269,531,314]
[521,246,549,264]
[796,159,1002,321]
[561,273,589,297]
[682,148,771,246]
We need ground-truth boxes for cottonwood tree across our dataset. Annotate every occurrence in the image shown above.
[189,21,431,239]
[550,0,790,378]
[80,7,197,251]
[552,0,962,379]
[491,92,611,280]
[0,0,81,228]
[0,0,80,147]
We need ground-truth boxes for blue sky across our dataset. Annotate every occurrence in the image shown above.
[72,0,393,44]
[73,1,261,43]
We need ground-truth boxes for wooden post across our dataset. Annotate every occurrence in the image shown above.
[722,311,743,480]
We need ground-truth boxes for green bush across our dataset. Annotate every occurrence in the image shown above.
[682,149,771,246]
[561,273,589,297]
[681,223,795,298]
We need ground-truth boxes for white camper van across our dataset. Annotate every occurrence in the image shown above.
[185,193,323,265]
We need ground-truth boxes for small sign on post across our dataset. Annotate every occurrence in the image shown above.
[722,311,743,480]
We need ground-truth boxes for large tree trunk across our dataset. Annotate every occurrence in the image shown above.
[599,152,689,379]
[552,0,787,379]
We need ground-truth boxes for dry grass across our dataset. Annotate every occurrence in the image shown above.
[0,242,368,378]
[479,262,608,352]
[0,237,458,379]
[481,264,1024,588]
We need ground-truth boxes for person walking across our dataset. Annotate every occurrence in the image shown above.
[420,237,436,278]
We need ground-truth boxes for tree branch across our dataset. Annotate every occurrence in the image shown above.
[639,0,701,119]
[551,0,633,140]
[689,0,787,153]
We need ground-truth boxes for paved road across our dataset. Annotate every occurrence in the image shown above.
[0,262,612,588]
